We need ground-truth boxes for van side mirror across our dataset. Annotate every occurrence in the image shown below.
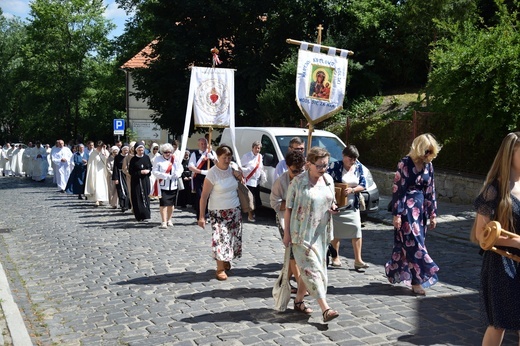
[263,153,276,167]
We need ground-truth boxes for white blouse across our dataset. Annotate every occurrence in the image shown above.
[206,165,240,210]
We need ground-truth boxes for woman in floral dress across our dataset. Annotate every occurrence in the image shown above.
[198,145,243,281]
[283,147,339,323]
[385,133,441,295]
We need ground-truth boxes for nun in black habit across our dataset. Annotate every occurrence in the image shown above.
[128,141,153,221]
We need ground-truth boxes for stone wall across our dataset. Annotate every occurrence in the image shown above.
[370,167,484,205]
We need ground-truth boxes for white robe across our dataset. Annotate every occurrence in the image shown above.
[51,146,73,190]
[23,147,34,177]
[4,147,13,175]
[46,147,53,175]
[0,146,10,173]
[31,146,48,181]
[84,149,109,202]
[11,148,24,176]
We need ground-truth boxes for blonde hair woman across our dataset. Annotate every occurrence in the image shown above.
[471,132,520,345]
[385,133,441,296]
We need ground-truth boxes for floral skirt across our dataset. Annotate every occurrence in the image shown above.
[210,207,242,261]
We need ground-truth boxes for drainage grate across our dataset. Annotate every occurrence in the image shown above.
[0,228,12,234]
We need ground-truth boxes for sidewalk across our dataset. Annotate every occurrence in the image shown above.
[367,195,476,243]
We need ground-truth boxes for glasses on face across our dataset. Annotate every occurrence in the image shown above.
[163,151,172,154]
[291,168,304,174]
[153,148,158,151]
[291,146,304,151]
[312,162,328,170]
[424,149,433,156]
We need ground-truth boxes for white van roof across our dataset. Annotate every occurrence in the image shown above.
[225,127,338,137]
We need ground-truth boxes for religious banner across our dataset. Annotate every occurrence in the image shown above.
[189,66,234,128]
[179,65,236,162]
[295,42,349,125]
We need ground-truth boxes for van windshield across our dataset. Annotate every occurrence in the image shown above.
[275,135,345,163]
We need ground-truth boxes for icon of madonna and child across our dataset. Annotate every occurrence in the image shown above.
[308,66,334,101]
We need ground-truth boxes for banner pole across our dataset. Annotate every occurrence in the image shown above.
[207,126,213,170]
[285,39,354,56]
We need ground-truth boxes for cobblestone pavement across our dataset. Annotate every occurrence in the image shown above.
[0,176,518,345]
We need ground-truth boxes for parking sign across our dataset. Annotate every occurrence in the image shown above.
[113,119,125,135]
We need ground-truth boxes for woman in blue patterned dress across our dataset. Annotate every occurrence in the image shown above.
[471,132,520,345]
[284,147,340,322]
[385,133,441,295]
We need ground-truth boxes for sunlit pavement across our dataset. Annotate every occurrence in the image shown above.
[0,176,516,345]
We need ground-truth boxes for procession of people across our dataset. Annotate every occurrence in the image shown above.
[5,132,520,335]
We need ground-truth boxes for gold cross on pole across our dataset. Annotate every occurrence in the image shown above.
[317,24,323,44]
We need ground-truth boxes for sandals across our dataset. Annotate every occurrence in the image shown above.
[290,284,297,294]
[294,301,313,315]
[322,308,339,322]
[330,258,342,267]
[224,261,231,271]
[412,285,426,296]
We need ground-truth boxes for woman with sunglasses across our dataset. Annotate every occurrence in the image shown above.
[328,145,368,270]
[283,147,339,323]
[385,133,441,296]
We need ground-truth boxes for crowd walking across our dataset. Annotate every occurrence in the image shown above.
[3,132,520,338]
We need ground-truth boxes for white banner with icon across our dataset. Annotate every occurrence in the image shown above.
[295,43,349,125]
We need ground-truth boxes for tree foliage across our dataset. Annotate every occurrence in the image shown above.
[427,2,520,149]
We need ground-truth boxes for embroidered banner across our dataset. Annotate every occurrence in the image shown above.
[295,43,349,125]
[189,66,234,128]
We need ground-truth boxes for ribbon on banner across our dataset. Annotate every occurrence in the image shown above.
[295,42,349,125]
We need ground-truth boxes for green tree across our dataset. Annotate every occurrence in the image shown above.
[427,4,520,150]
[0,13,27,142]
[122,0,336,136]
[19,0,118,142]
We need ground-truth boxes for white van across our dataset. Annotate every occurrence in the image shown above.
[220,127,379,212]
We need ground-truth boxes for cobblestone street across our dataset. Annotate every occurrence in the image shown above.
[0,176,516,345]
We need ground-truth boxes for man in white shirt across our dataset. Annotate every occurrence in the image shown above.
[241,141,265,222]
[274,137,305,180]
[188,138,216,220]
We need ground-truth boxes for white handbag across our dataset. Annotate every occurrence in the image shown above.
[272,246,292,312]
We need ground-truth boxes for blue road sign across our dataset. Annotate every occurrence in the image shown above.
[113,119,125,135]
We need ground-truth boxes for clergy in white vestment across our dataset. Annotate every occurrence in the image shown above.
[11,145,25,177]
[0,143,11,176]
[51,140,73,192]
[22,142,35,178]
[45,144,53,176]
[84,140,110,206]
[31,141,48,182]
[3,144,13,176]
